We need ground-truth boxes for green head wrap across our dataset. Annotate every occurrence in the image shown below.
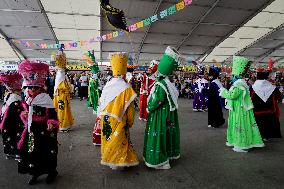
[232,56,252,76]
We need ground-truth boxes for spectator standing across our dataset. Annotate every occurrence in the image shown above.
[79,72,88,100]
[0,83,5,100]
[45,71,56,99]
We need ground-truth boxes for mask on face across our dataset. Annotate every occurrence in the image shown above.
[27,87,41,97]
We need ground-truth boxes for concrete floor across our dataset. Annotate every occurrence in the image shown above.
[0,98,284,189]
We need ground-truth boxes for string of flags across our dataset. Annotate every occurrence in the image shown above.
[12,0,192,50]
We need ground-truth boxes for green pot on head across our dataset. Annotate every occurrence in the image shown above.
[158,46,181,76]
[232,56,252,76]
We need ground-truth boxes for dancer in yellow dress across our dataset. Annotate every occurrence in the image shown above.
[99,52,139,169]
[53,49,74,132]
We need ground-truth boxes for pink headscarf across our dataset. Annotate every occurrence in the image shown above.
[0,71,22,90]
[18,60,49,87]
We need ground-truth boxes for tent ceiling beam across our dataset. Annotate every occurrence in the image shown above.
[275,57,284,63]
[256,41,284,62]
[176,0,221,51]
[103,40,215,48]
[46,11,100,17]
[0,28,26,60]
[0,23,277,31]
[0,25,49,29]
[101,30,225,38]
[237,23,284,57]
[135,0,163,64]
[198,0,275,62]
[36,0,58,44]
[11,38,54,41]
[0,8,40,13]
[0,4,258,17]
[129,0,262,12]
[0,25,99,31]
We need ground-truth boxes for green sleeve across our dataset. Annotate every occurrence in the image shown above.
[220,86,241,100]
[88,81,92,101]
[147,84,166,112]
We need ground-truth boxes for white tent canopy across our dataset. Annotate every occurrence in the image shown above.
[0,0,283,66]
[204,0,284,65]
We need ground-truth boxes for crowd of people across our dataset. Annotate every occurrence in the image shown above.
[0,46,283,185]
[42,66,284,107]
[172,74,284,101]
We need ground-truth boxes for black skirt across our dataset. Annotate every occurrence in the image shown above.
[18,107,58,176]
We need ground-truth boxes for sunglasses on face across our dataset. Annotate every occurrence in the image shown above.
[27,86,40,90]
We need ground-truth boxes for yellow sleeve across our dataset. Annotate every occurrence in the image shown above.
[126,102,135,128]
[64,80,72,93]
[53,97,58,112]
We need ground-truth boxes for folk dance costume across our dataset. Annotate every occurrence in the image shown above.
[84,52,102,145]
[88,75,100,114]
[143,46,180,169]
[53,50,74,132]
[251,68,282,140]
[139,60,159,121]
[93,117,101,146]
[90,73,101,145]
[99,52,139,169]
[126,67,140,110]
[219,56,264,152]
[18,61,59,185]
[0,72,25,160]
[87,62,101,114]
[207,67,225,128]
[191,68,209,112]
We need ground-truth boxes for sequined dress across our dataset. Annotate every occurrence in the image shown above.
[191,78,208,111]
[207,80,225,127]
[88,78,100,114]
[54,80,74,131]
[220,79,264,150]
[143,79,180,167]
[139,74,155,120]
[18,103,58,176]
[251,88,282,139]
[0,93,25,157]
[100,87,139,168]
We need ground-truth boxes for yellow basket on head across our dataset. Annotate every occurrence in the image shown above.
[109,52,128,76]
[55,51,67,69]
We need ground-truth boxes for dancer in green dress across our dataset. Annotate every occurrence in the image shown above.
[88,68,100,114]
[86,51,101,114]
[143,46,180,169]
[219,56,264,152]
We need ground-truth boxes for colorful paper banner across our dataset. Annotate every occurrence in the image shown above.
[13,0,192,50]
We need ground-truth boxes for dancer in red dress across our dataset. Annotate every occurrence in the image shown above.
[251,67,282,140]
[139,60,159,121]
[93,117,101,146]
[0,72,25,161]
